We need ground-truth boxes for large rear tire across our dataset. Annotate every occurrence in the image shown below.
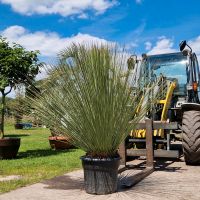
[182,110,200,165]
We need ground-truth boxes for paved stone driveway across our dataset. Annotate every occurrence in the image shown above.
[0,157,200,200]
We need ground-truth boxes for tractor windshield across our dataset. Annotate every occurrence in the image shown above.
[147,52,188,95]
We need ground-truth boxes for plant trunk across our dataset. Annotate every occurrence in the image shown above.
[0,90,5,139]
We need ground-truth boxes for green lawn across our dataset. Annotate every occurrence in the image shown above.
[0,124,84,193]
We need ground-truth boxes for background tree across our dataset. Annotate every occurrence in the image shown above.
[0,96,13,117]
[12,86,26,124]
[0,36,41,138]
[25,78,49,127]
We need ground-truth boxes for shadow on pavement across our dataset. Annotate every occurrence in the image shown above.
[43,174,84,190]
[42,144,188,192]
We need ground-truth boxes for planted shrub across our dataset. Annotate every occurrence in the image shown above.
[28,44,155,194]
[29,44,147,157]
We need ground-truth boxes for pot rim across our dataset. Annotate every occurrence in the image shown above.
[49,136,69,140]
[0,137,21,141]
[80,155,120,162]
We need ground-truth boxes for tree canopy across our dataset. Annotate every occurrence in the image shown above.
[0,36,42,138]
[0,36,41,93]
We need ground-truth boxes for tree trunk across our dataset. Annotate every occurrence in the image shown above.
[0,90,5,138]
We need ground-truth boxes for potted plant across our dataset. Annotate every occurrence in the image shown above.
[49,127,74,150]
[0,36,41,159]
[29,44,148,194]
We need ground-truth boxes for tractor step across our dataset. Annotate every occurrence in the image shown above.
[127,149,179,158]
[129,138,167,143]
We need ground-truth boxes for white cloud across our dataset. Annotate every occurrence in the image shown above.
[1,25,112,57]
[188,36,200,55]
[135,0,142,4]
[187,36,200,62]
[145,41,152,50]
[125,42,138,50]
[0,0,117,17]
[36,67,48,81]
[147,37,176,55]
[77,13,88,19]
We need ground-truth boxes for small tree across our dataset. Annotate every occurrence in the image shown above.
[0,36,41,138]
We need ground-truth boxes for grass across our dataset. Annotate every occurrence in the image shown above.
[0,124,84,193]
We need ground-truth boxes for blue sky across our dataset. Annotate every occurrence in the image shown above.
[1,0,200,62]
[1,0,200,97]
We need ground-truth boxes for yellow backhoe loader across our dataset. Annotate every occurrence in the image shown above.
[127,41,200,165]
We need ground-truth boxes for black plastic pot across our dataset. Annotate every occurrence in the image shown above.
[0,137,21,159]
[80,155,120,195]
[15,123,24,129]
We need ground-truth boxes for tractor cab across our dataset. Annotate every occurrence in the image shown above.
[148,52,187,96]
[137,47,200,107]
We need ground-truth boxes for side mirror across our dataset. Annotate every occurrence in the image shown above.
[179,40,187,52]
[182,49,189,56]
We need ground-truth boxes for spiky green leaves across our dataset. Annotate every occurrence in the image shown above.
[30,44,145,158]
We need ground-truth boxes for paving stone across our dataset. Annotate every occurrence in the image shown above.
[0,158,200,200]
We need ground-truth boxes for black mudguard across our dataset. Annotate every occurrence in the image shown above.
[181,103,200,112]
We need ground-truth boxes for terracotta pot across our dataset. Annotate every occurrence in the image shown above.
[49,136,73,150]
[0,137,21,159]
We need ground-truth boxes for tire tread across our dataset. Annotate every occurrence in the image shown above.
[182,110,200,165]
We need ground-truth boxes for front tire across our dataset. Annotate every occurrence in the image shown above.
[182,110,200,165]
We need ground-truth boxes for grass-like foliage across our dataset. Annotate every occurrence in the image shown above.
[29,44,148,158]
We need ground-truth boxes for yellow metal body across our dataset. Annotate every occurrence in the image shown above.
[131,81,176,138]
